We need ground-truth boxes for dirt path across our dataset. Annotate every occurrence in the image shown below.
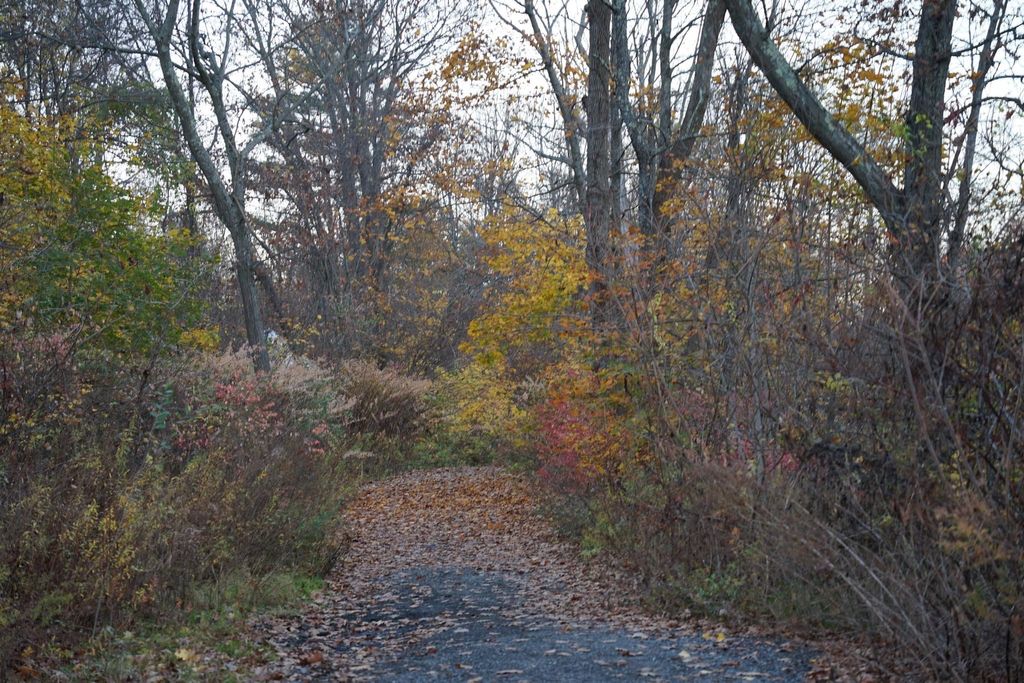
[250,467,817,681]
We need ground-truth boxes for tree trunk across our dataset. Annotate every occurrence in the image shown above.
[233,232,272,371]
[135,0,270,371]
[652,0,727,226]
[722,0,961,317]
[899,0,957,288]
[585,0,614,330]
[722,0,969,461]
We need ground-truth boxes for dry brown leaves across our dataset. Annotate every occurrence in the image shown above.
[246,467,890,681]
[250,467,682,680]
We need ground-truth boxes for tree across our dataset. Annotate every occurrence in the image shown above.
[720,0,1024,473]
[0,103,205,355]
[723,0,1012,306]
[611,0,726,255]
[584,0,614,328]
[513,0,728,323]
[0,0,144,118]
[236,0,482,364]
[130,0,273,370]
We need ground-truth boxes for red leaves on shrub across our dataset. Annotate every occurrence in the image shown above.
[534,395,629,494]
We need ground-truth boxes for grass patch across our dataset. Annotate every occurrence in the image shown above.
[54,571,324,681]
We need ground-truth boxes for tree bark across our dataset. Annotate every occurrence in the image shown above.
[723,0,968,299]
[722,0,983,462]
[900,0,958,282]
[611,0,726,273]
[585,0,614,329]
[948,0,1008,271]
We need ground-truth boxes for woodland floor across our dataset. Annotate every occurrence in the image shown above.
[246,466,830,682]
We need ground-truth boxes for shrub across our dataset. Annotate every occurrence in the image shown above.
[533,369,635,496]
[430,360,537,460]
[537,419,1023,680]
[338,360,432,438]
[0,348,353,668]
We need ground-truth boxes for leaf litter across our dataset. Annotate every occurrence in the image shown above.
[243,467,850,681]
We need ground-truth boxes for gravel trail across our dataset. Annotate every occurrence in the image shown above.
[252,467,818,682]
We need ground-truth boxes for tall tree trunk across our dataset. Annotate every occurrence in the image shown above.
[722,0,960,308]
[523,0,587,208]
[134,0,271,371]
[722,0,904,229]
[611,0,726,280]
[899,0,957,289]
[651,0,727,226]
[611,0,655,242]
[585,0,614,330]
[233,231,272,370]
